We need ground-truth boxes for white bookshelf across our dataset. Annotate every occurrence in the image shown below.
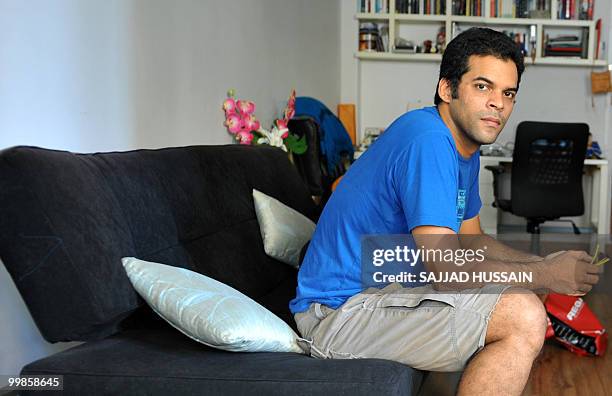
[356,1,607,67]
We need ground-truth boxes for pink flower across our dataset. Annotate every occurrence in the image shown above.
[244,115,260,131]
[275,119,289,139]
[237,100,256,115]
[287,89,295,108]
[287,90,296,107]
[283,107,295,122]
[276,118,288,130]
[236,130,253,145]
[221,89,298,148]
[223,98,236,114]
[225,113,243,134]
[283,90,296,121]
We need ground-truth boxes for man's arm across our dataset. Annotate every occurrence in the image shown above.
[411,224,599,295]
[458,215,543,263]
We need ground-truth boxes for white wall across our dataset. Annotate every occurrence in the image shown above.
[0,0,340,377]
[0,0,340,151]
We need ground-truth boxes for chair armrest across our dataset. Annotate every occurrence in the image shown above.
[484,164,506,175]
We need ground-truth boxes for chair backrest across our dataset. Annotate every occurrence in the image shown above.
[289,117,325,196]
[511,121,589,219]
[289,116,351,205]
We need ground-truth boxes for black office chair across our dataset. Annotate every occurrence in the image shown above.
[485,121,589,254]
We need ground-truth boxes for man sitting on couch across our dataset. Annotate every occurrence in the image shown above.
[289,28,600,396]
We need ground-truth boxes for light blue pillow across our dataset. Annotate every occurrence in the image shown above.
[122,257,305,353]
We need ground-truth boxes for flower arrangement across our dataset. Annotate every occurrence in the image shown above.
[222,89,306,154]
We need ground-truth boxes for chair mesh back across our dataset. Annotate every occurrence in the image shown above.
[511,121,588,219]
[527,138,574,185]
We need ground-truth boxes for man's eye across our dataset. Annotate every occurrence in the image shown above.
[504,91,516,99]
[476,83,487,91]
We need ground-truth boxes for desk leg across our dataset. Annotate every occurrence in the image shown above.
[591,167,599,231]
[596,164,609,235]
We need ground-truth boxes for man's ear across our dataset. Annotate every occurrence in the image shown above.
[437,78,452,104]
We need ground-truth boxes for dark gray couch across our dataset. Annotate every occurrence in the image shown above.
[0,145,423,395]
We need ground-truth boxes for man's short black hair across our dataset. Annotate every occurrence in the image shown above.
[434,27,525,105]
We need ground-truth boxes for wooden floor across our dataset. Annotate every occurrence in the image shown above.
[523,293,612,396]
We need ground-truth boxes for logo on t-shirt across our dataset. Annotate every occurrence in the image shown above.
[457,189,466,227]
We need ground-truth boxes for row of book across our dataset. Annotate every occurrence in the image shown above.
[359,0,594,20]
[453,1,486,16]
[557,0,594,20]
[358,0,447,15]
[490,0,548,18]
[490,0,594,19]
[359,0,390,13]
[544,30,589,58]
[396,0,447,14]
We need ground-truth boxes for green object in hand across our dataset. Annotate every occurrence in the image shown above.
[590,243,609,266]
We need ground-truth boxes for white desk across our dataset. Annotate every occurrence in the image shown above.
[479,156,610,235]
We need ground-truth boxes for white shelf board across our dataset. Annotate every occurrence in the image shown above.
[355,52,606,67]
[355,52,442,61]
[394,14,447,22]
[450,16,593,27]
[355,13,391,20]
[533,57,607,66]
[356,13,595,28]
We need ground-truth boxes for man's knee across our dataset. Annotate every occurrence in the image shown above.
[486,290,547,354]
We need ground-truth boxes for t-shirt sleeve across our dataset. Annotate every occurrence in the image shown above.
[395,132,459,233]
[463,157,482,221]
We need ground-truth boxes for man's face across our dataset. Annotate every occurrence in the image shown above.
[446,55,518,145]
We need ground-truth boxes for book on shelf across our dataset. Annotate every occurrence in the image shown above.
[489,0,556,18]
[359,0,594,19]
[453,0,486,16]
[359,0,390,13]
[557,0,594,20]
[543,28,589,58]
[484,0,595,19]
[393,0,446,15]
[395,0,418,14]
[487,0,593,20]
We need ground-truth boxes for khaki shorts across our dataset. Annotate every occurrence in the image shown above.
[294,283,511,372]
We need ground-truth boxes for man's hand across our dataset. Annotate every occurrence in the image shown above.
[540,250,601,295]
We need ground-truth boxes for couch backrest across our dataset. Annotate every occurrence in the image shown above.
[0,145,317,342]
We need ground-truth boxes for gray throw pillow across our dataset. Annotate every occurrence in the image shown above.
[252,189,315,268]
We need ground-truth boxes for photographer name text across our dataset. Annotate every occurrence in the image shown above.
[372,271,533,284]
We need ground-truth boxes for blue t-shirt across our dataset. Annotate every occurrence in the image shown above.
[289,106,482,314]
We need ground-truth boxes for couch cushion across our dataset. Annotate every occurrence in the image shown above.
[21,326,423,396]
[0,145,317,342]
